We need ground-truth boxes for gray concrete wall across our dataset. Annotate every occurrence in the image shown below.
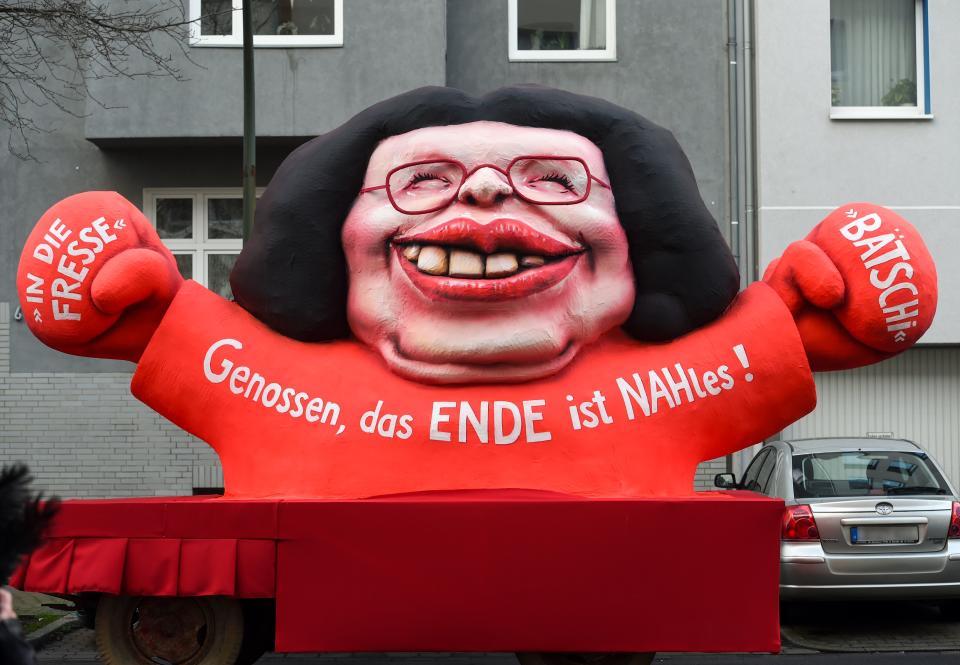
[755,0,960,343]
[85,0,447,138]
[446,0,731,232]
[0,303,216,497]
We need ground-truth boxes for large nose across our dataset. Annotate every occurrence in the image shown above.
[457,167,513,207]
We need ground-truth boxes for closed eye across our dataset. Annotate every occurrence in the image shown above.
[530,172,576,192]
[409,172,452,188]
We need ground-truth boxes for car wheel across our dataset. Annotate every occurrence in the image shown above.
[95,595,244,665]
[516,653,655,665]
[940,600,960,621]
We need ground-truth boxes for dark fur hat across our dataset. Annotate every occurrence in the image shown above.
[0,465,59,584]
[231,85,739,343]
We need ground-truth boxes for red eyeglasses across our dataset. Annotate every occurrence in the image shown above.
[360,155,611,215]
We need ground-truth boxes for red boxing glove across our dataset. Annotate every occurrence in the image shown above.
[764,203,937,371]
[16,192,184,363]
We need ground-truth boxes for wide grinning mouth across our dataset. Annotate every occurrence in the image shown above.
[392,217,583,281]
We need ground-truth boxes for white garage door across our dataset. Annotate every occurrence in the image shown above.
[782,347,960,489]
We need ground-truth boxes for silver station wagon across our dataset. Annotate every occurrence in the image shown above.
[716,437,960,610]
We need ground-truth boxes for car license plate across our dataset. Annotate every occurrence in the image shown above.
[850,525,919,544]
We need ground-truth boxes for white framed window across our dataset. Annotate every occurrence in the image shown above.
[508,0,616,62]
[189,0,343,48]
[144,188,262,300]
[829,0,931,119]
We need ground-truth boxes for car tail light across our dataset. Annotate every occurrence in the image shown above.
[782,504,820,541]
[949,502,960,539]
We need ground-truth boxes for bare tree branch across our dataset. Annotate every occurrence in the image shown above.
[0,0,211,159]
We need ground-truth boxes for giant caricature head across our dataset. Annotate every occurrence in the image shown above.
[231,86,740,384]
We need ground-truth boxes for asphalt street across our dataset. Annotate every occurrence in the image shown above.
[28,599,960,664]
[30,654,960,664]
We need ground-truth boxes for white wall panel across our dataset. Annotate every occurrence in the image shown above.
[782,348,960,489]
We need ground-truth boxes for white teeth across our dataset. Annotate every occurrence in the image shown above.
[485,253,520,278]
[405,243,549,278]
[416,246,448,275]
[520,255,545,268]
[449,249,485,277]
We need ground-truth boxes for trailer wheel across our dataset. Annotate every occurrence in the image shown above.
[96,595,244,665]
[516,653,655,665]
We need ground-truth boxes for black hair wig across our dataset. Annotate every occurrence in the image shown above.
[231,85,740,343]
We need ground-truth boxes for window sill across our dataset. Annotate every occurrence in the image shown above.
[190,43,343,48]
[830,107,933,121]
[508,50,617,63]
[189,38,343,48]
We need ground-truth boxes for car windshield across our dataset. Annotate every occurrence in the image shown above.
[792,450,951,498]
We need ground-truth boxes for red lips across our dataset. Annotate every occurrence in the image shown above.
[393,218,584,302]
[394,218,581,256]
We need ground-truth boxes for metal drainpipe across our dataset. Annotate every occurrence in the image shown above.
[242,0,257,242]
[743,0,757,286]
[727,0,741,278]
[724,0,758,476]
[725,0,740,476]
[742,1,777,451]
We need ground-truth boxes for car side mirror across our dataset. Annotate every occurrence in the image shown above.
[714,473,738,489]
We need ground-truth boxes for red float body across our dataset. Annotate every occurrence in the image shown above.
[13,491,783,654]
[13,192,942,655]
[130,280,815,499]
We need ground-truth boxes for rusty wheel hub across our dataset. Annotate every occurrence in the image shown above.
[129,597,211,665]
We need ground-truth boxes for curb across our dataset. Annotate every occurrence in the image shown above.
[27,613,82,651]
[780,623,960,653]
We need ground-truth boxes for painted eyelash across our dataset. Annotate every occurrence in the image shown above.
[410,172,450,185]
[538,172,575,190]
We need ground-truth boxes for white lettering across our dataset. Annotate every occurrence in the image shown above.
[91,217,117,245]
[840,213,882,241]
[493,401,522,445]
[430,402,454,442]
[24,273,44,304]
[522,399,551,443]
[616,373,651,420]
[203,338,242,383]
[52,301,80,321]
[879,282,919,308]
[458,401,488,444]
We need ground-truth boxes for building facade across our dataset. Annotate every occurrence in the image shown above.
[754,0,960,488]
[5,0,952,498]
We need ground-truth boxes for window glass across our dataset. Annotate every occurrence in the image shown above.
[200,0,233,36]
[740,449,770,492]
[208,253,239,300]
[252,0,335,36]
[792,451,950,498]
[831,0,917,107]
[207,198,244,239]
[156,198,193,240]
[758,451,780,495]
[516,0,606,51]
[173,254,194,280]
[191,0,342,46]
[147,189,246,294]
